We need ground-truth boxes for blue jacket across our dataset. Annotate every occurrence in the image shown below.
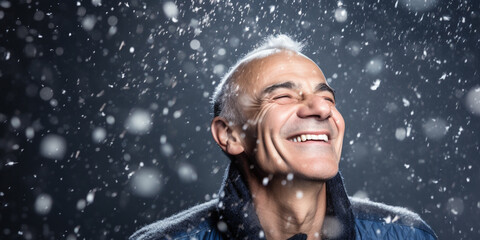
[130,164,437,239]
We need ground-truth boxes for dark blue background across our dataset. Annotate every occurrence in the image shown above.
[1,0,479,239]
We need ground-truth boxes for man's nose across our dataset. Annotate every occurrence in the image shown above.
[296,94,332,120]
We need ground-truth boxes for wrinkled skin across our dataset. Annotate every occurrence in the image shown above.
[225,50,346,181]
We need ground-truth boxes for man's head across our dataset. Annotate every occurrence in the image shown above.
[211,35,345,181]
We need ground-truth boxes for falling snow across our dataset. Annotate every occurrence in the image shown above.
[130,168,163,198]
[0,1,479,239]
[34,193,53,215]
[125,109,152,135]
[39,134,67,160]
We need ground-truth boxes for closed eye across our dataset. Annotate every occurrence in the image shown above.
[325,97,335,104]
[273,95,292,99]
[270,93,298,104]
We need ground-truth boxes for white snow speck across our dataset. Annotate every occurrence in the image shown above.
[177,162,198,183]
[217,48,226,56]
[229,37,240,48]
[10,116,21,128]
[0,1,11,8]
[33,11,45,21]
[465,85,480,116]
[395,128,406,141]
[441,15,451,21]
[92,127,106,143]
[365,57,383,75]
[173,110,182,119]
[81,15,96,31]
[39,87,54,101]
[76,199,86,210]
[213,64,225,76]
[346,41,361,56]
[352,190,369,200]
[217,221,228,232]
[287,173,294,181]
[296,190,303,199]
[34,193,52,215]
[40,134,67,159]
[190,39,201,50]
[262,177,269,186]
[399,0,438,12]
[322,216,343,238]
[25,127,35,139]
[422,118,448,140]
[91,0,101,6]
[160,135,167,144]
[163,1,179,19]
[125,109,151,135]
[446,197,464,216]
[107,15,118,26]
[259,230,265,238]
[106,115,115,125]
[86,191,95,204]
[160,142,174,157]
[334,8,347,23]
[130,168,163,198]
[370,79,381,90]
[269,5,275,13]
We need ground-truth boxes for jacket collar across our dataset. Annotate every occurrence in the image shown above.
[216,164,356,240]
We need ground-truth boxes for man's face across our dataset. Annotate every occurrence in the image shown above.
[234,51,345,180]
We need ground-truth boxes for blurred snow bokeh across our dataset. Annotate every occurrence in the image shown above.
[81,15,96,31]
[334,8,347,23]
[163,1,179,20]
[177,162,198,183]
[92,127,107,143]
[39,87,53,101]
[1,1,479,239]
[395,127,407,141]
[422,118,448,140]
[39,134,67,159]
[465,85,480,116]
[446,197,464,216]
[322,216,343,239]
[125,109,152,135]
[34,193,52,215]
[365,57,383,75]
[130,168,163,198]
[399,0,439,12]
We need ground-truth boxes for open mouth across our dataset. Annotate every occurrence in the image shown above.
[288,134,329,143]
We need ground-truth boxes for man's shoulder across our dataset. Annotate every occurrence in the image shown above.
[129,199,220,240]
[349,197,437,239]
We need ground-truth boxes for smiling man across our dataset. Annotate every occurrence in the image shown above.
[130,35,437,240]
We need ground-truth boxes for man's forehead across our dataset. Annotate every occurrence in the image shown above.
[232,51,326,89]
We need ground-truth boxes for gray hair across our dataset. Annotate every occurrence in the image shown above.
[212,34,306,124]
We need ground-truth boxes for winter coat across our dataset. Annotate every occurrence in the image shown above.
[130,164,437,240]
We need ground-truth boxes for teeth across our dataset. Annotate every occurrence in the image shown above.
[290,134,328,143]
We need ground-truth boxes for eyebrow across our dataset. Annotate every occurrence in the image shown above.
[261,81,296,95]
[316,83,336,100]
[261,81,336,100]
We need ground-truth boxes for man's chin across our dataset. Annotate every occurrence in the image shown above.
[291,164,339,182]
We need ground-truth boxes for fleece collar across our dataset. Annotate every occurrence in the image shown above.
[216,164,356,240]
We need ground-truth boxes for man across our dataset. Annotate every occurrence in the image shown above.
[130,35,437,239]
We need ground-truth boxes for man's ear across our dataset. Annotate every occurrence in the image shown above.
[211,117,244,155]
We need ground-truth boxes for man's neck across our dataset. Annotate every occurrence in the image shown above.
[241,164,328,240]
